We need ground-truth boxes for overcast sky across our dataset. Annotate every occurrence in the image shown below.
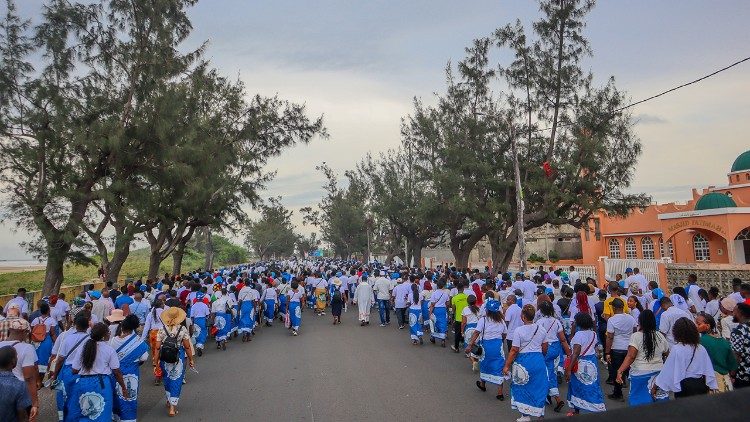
[2,0,749,260]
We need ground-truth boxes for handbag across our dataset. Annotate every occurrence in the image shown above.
[565,332,596,373]
[469,318,486,358]
[678,346,709,396]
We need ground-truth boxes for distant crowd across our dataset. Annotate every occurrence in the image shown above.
[0,261,749,421]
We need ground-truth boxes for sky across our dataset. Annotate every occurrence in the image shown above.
[1,0,749,260]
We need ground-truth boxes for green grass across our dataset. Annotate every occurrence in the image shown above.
[0,243,247,295]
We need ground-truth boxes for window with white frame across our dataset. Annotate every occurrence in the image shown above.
[693,233,710,261]
[609,239,621,259]
[667,239,675,260]
[625,237,637,259]
[641,237,655,259]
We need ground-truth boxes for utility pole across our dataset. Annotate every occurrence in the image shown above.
[510,124,527,272]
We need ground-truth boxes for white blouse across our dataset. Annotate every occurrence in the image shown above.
[655,343,718,392]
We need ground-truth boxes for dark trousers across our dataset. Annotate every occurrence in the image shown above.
[453,321,463,349]
[395,307,407,327]
[609,349,628,396]
[733,378,750,389]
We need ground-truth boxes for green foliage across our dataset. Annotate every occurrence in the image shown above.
[528,253,546,263]
[245,197,297,260]
[548,250,560,263]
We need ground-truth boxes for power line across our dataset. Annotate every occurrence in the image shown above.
[533,55,750,133]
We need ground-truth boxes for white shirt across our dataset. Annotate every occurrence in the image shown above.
[54,300,71,322]
[373,277,392,300]
[607,313,636,350]
[570,330,598,357]
[429,290,450,308]
[569,271,581,284]
[655,343,717,392]
[504,304,523,339]
[392,283,411,308]
[238,286,258,302]
[659,306,694,345]
[474,317,507,341]
[0,340,37,381]
[58,331,90,363]
[260,288,278,303]
[704,299,720,321]
[462,307,480,326]
[512,323,547,353]
[629,331,669,374]
[190,302,210,319]
[520,280,537,307]
[5,297,29,316]
[71,341,120,375]
[537,316,563,343]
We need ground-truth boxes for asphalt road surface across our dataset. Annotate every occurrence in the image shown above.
[40,306,626,421]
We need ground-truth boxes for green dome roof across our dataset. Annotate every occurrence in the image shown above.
[695,192,737,211]
[731,150,750,172]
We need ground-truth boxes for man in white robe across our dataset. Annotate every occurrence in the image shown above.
[353,276,375,326]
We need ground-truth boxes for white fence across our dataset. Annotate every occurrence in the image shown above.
[602,258,665,284]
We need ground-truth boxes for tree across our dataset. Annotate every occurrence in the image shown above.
[301,164,369,259]
[296,232,320,257]
[0,0,203,294]
[245,197,297,260]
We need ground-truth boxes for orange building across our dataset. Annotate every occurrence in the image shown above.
[581,150,750,266]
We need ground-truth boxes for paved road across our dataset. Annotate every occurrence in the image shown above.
[41,306,625,421]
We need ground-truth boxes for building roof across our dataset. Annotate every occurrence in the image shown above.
[694,192,737,211]
[731,150,750,172]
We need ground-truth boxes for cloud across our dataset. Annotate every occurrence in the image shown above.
[634,113,667,125]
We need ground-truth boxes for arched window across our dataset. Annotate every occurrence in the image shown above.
[641,237,655,259]
[659,236,665,258]
[693,233,710,261]
[736,228,750,240]
[625,237,637,259]
[609,239,621,259]
[667,239,675,260]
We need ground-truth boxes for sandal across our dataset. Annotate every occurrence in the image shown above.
[496,394,504,401]
[476,381,487,392]
[554,401,565,413]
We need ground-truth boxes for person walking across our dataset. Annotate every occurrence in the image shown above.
[30,302,57,379]
[466,299,507,401]
[503,304,548,421]
[373,270,392,326]
[605,298,636,401]
[142,299,165,385]
[615,310,670,406]
[353,275,374,326]
[420,281,433,334]
[450,280,469,353]
[110,315,148,422]
[211,290,232,351]
[49,313,90,421]
[537,301,570,412]
[189,293,210,355]
[330,277,344,325]
[0,346,33,422]
[391,274,410,329]
[68,322,129,422]
[429,279,450,347]
[0,318,39,421]
[696,313,737,392]
[407,276,423,345]
[237,283,257,342]
[565,313,606,415]
[155,307,195,417]
[287,279,306,335]
[462,295,481,372]
[655,317,718,398]
[260,280,278,327]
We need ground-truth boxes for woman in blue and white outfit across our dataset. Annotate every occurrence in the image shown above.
[260,279,278,326]
[237,284,258,342]
[466,299,506,400]
[462,294,482,372]
[287,278,306,336]
[537,300,571,413]
[110,315,148,422]
[211,290,232,351]
[420,281,433,334]
[428,279,450,347]
[68,322,129,422]
[503,304,548,421]
[31,301,57,377]
[565,312,606,415]
[407,275,424,345]
[190,293,210,355]
[50,312,90,421]
[156,307,195,417]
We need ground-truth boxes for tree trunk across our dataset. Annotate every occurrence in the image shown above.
[148,250,162,282]
[408,238,424,268]
[203,228,213,270]
[42,245,68,296]
[449,229,485,271]
[488,227,518,276]
[105,243,131,286]
[172,242,185,275]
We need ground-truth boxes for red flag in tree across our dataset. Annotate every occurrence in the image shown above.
[542,161,553,178]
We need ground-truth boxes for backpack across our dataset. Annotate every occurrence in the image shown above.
[31,317,48,342]
[332,287,342,304]
[159,326,182,364]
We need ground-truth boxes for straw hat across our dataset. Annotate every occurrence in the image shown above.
[160,306,186,327]
[332,277,342,286]
[108,309,125,322]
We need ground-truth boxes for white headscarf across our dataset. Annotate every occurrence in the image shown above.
[670,294,689,312]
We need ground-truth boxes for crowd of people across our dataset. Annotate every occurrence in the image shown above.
[0,261,749,421]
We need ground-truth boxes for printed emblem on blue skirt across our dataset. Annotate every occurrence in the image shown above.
[295,307,302,318]
[166,359,184,381]
[117,374,138,402]
[192,325,201,338]
[511,363,530,385]
[79,392,106,419]
[409,313,418,326]
[214,316,226,330]
[575,360,597,385]
[648,374,669,400]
